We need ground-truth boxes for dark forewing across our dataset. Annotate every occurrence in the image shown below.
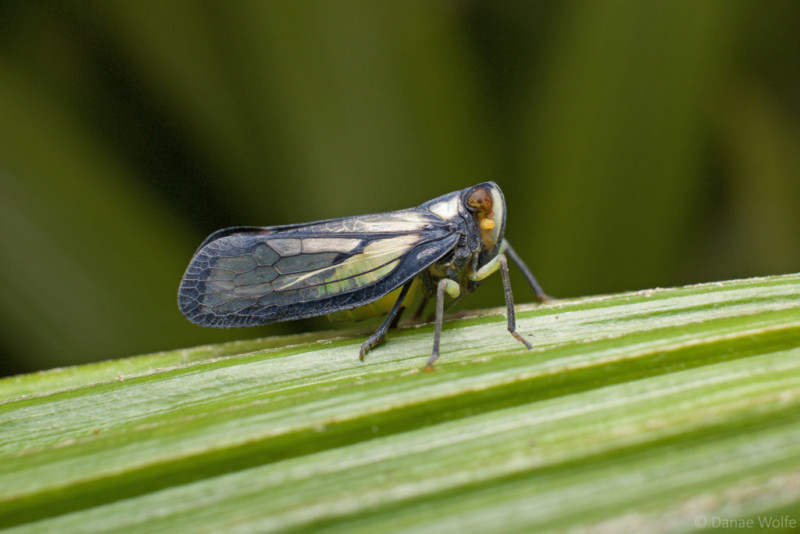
[178,209,459,327]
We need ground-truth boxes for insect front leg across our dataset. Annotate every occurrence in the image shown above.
[468,253,533,351]
[501,239,553,302]
[425,278,461,371]
[359,280,413,361]
[498,254,533,350]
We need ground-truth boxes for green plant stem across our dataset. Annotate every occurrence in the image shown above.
[1,273,799,533]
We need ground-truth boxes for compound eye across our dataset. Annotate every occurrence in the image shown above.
[466,186,502,247]
[466,187,493,213]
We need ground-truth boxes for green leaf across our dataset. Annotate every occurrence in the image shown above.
[2,273,799,532]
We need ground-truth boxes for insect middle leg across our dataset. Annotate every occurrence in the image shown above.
[359,280,413,361]
[425,278,461,370]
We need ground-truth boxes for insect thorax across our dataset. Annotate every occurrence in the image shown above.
[418,230,488,298]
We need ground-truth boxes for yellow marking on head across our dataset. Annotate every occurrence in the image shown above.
[468,184,504,248]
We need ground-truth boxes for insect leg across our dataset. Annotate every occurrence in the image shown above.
[468,254,502,282]
[388,306,406,330]
[359,280,413,361]
[502,239,553,302]
[499,254,533,350]
[425,278,461,370]
[411,295,429,321]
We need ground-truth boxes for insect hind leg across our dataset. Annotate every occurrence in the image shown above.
[359,280,413,361]
[388,306,406,330]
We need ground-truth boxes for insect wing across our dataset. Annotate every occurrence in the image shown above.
[178,209,459,327]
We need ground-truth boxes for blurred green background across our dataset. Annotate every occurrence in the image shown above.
[1,0,798,377]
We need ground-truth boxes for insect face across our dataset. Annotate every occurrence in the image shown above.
[462,183,506,273]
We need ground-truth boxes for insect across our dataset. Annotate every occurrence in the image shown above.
[178,182,550,369]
